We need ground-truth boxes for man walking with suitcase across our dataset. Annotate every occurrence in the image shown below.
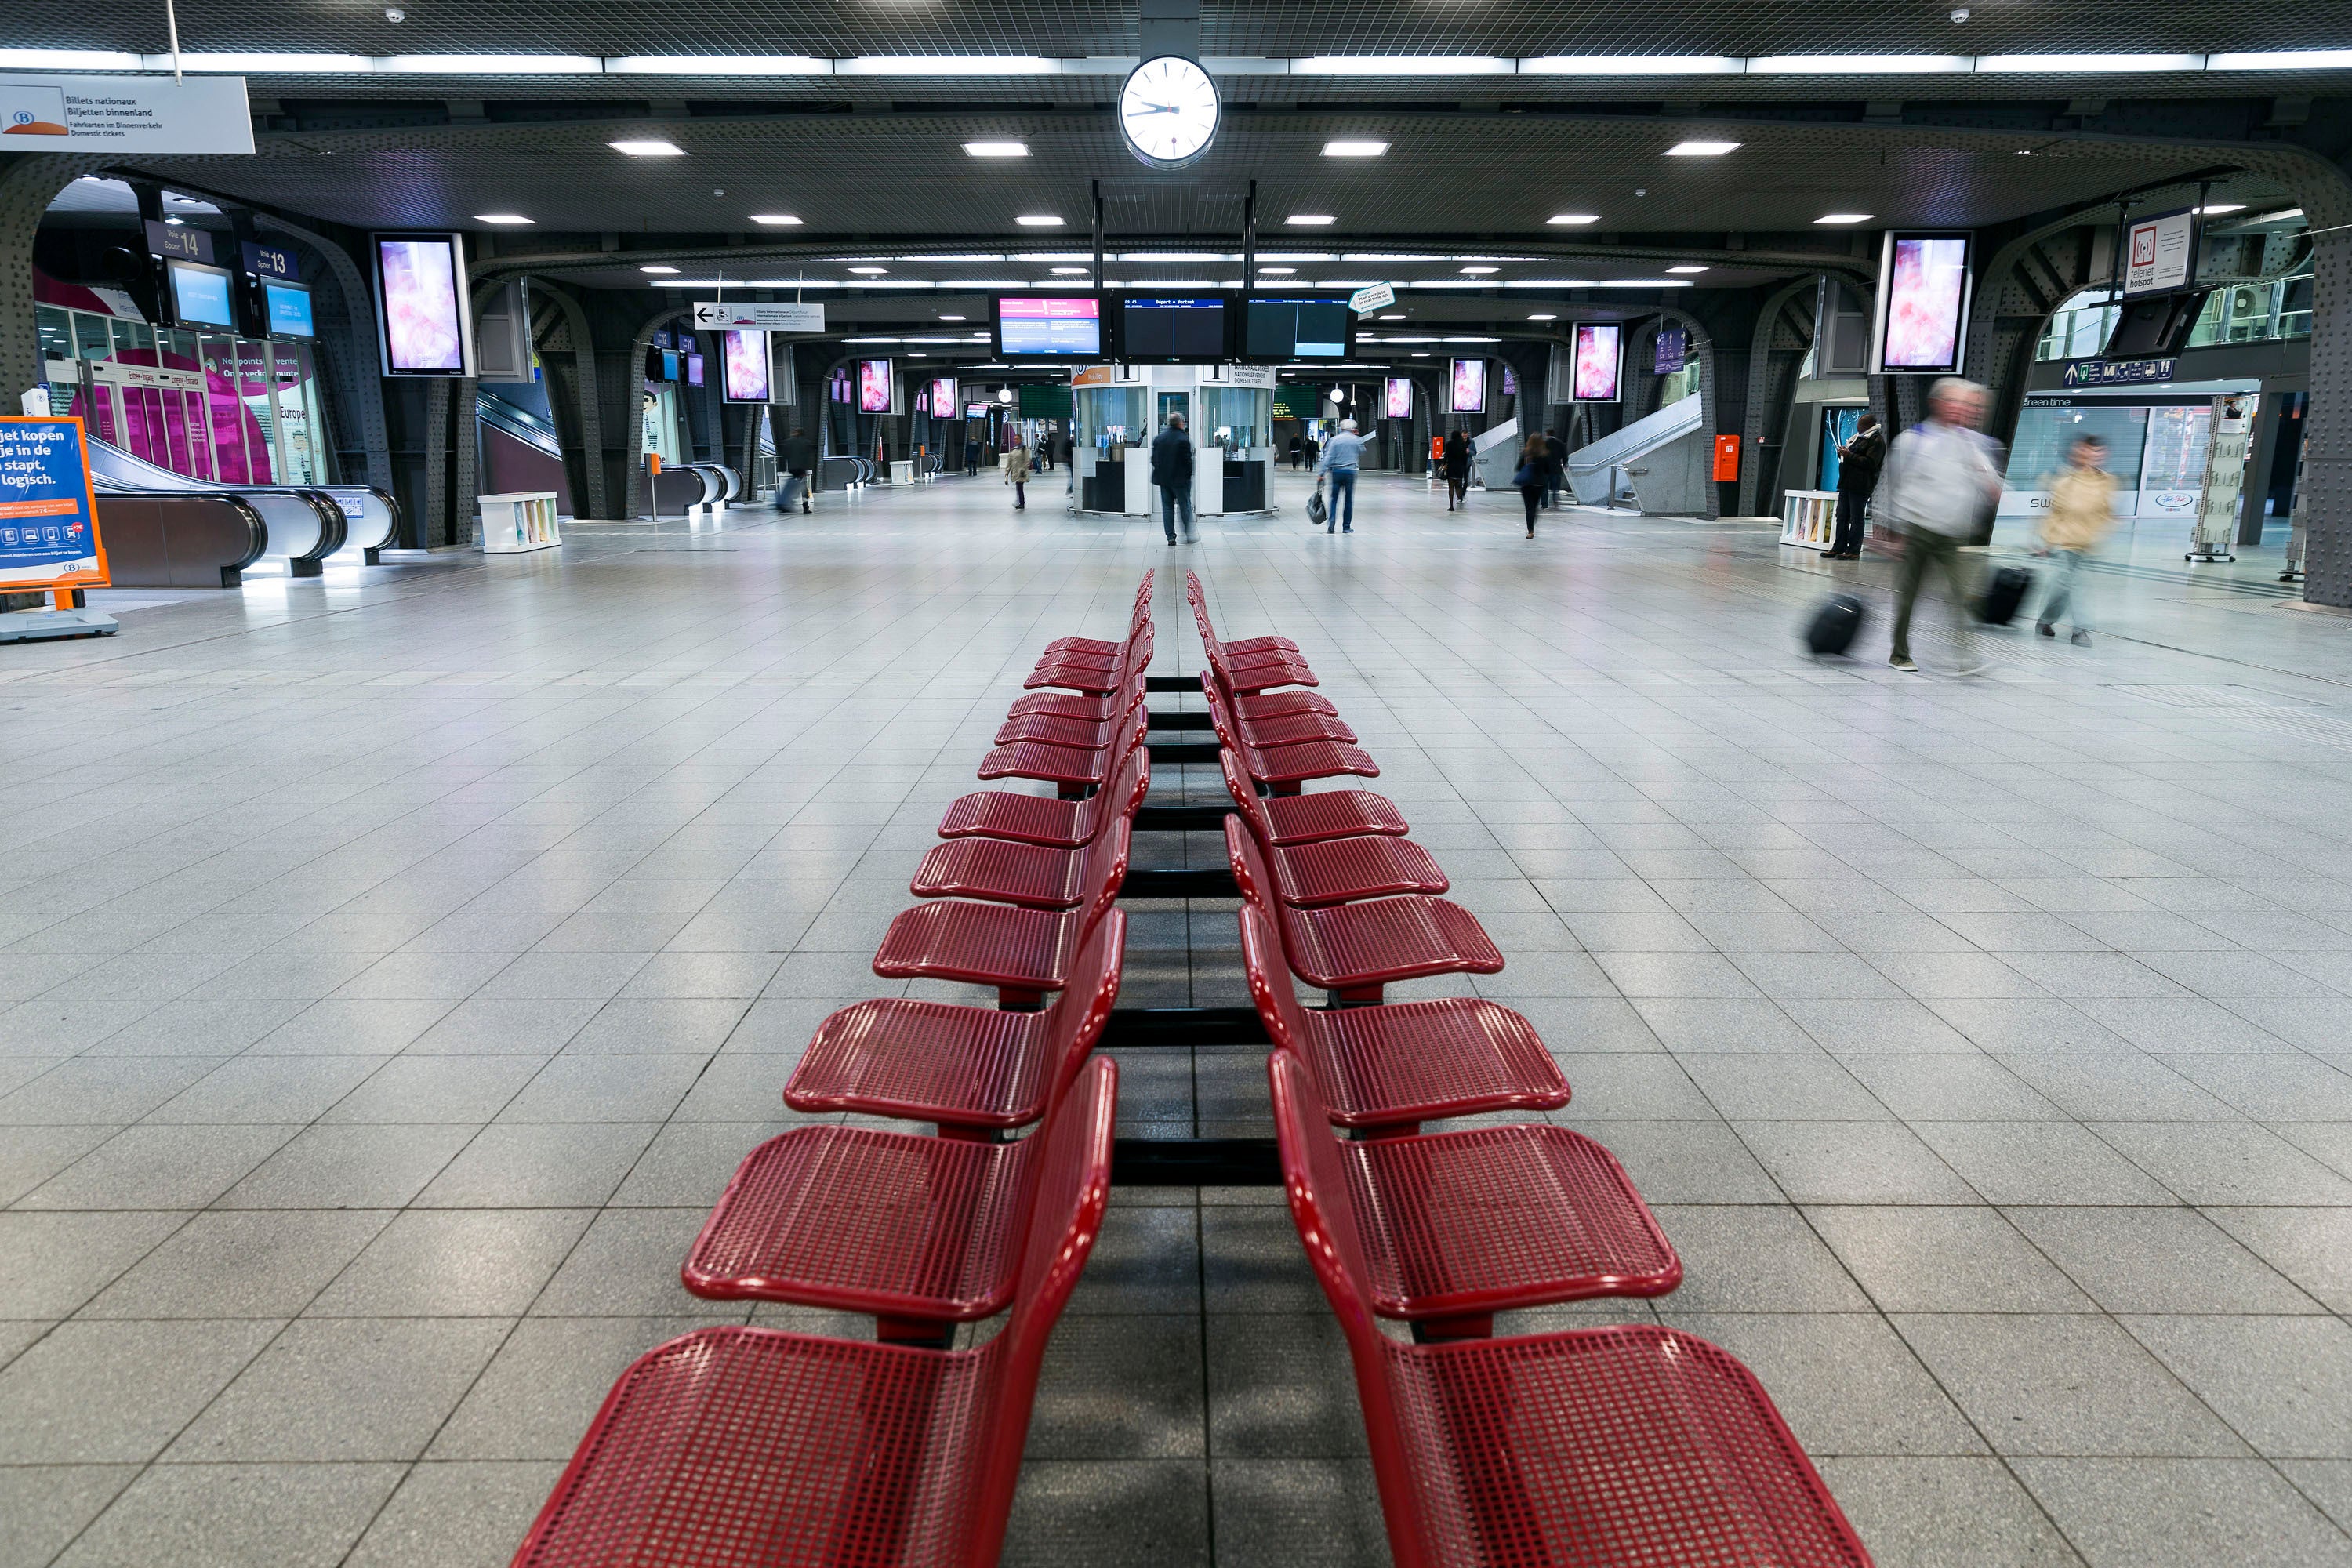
[1882,379,2005,673]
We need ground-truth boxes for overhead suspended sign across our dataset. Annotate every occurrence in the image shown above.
[1653,324,1688,375]
[1348,283,1396,316]
[0,74,252,154]
[693,301,826,332]
[2122,209,2198,297]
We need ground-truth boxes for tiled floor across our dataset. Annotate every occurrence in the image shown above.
[4,469,2352,1567]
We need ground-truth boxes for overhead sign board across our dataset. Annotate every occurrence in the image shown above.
[1348,282,1396,316]
[143,220,214,264]
[2060,357,2177,388]
[0,418,108,591]
[241,241,299,280]
[2123,209,2197,297]
[694,300,826,332]
[0,74,252,154]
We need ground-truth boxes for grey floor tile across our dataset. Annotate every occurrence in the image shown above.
[1207,1457,1385,1568]
[1205,1312,1367,1460]
[1733,1121,1981,1204]
[494,1054,708,1123]
[1665,1310,1985,1457]
[308,1210,596,1316]
[0,1319,279,1462]
[1815,1456,2085,1568]
[528,1208,715,1316]
[1646,1204,1871,1312]
[1895,1314,2250,1458]
[1679,1053,1891,1121]
[343,1461,567,1568]
[2090,1120,2352,1205]
[2008,1207,2324,1315]
[1004,1460,1213,1568]
[1909,1122,2176,1206]
[2122,1316,2352,1459]
[0,1464,142,1568]
[165,1317,510,1461]
[215,1123,476,1209]
[17,1123,300,1210]
[78,1210,392,1319]
[606,1120,786,1206]
[1806,1205,2095,1313]
[413,1122,660,1207]
[0,1210,188,1317]
[2202,1208,2352,1315]
[2012,1457,2350,1568]
[1842,1054,2067,1121]
[1026,1314,1205,1460]
[427,1316,713,1460]
[53,1461,406,1568]
[1584,1120,1785,1203]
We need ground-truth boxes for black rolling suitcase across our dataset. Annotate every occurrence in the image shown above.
[1976,566,2033,626]
[1804,593,1867,656]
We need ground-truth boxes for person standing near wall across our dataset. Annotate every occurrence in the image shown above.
[1882,379,2004,673]
[779,426,818,514]
[1152,411,1196,545]
[1827,412,1885,559]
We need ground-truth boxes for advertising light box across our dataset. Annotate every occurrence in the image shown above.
[857,358,895,413]
[995,296,1102,358]
[929,378,958,416]
[1871,232,1974,376]
[720,328,768,402]
[0,417,108,592]
[1383,376,1413,420]
[1573,323,1623,401]
[372,233,475,376]
[1449,358,1485,414]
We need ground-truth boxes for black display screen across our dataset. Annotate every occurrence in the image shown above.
[1246,298,1350,360]
[1120,297,1227,361]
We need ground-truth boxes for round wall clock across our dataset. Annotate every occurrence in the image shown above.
[1118,55,1220,171]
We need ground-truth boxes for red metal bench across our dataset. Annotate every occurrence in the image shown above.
[1026,626,1153,693]
[512,1058,1117,1568]
[1269,1050,1677,1338]
[1239,906,1563,1135]
[1205,686,1378,795]
[877,823,1129,1006]
[1225,789,1446,906]
[1271,1061,1872,1568]
[938,739,1148,848]
[978,702,1149,796]
[1044,572,1153,659]
[786,910,1123,1134]
[1215,750,1408,845]
[913,813,1138,909]
[684,1054,1120,1341]
[1227,818,1501,1003]
[1184,570,1300,659]
[1205,642,1319,694]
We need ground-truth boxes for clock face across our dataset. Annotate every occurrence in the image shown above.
[1119,55,1220,171]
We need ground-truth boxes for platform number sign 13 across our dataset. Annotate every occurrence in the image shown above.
[1119,56,1220,172]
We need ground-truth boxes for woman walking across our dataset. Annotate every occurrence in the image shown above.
[1442,428,1471,510]
[1005,437,1030,510]
[1513,433,1548,538]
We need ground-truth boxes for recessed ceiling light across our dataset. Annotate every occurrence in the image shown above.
[1016,214,1065,227]
[1287,214,1337,226]
[1667,264,1709,274]
[1258,265,1297,274]
[1411,351,1430,357]
[1460,265,1499,274]
[1379,314,1404,321]
[639,264,679,274]
[608,139,685,157]
[1665,140,1740,156]
[750,213,802,226]
[1323,140,1388,157]
[848,265,887,274]
[1815,212,1874,224]
[1051,266,1089,274]
[964,140,1029,157]
[1528,312,1557,320]
[475,212,534,224]
[940,314,966,321]
[1547,213,1600,225]
[2195,203,2245,215]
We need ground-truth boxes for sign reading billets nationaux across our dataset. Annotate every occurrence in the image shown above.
[0,74,252,154]
[0,418,109,590]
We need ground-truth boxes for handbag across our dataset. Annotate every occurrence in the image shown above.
[1512,461,1541,488]
[1306,483,1328,526]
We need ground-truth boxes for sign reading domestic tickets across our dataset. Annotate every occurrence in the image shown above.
[694,300,826,332]
[2123,209,2198,297]
[0,418,108,591]
[1349,283,1396,316]
[0,74,252,154]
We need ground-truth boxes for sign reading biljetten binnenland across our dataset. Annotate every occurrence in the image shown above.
[0,74,252,154]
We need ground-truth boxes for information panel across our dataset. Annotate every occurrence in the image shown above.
[1244,299,1350,361]
[1119,297,1227,361]
[0,417,107,590]
[2123,209,2198,298]
[996,296,1102,358]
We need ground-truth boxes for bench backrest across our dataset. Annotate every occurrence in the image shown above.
[1074,818,1134,938]
[1236,903,1313,1056]
[1078,740,1151,840]
[1038,909,1126,1106]
[1216,747,1273,841]
[1198,677,1240,750]
[954,1054,1120,1566]
[1221,814,1279,920]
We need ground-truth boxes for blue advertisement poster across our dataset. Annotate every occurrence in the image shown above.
[0,417,107,590]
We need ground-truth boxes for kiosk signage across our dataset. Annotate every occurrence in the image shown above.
[143,221,214,264]
[0,417,111,612]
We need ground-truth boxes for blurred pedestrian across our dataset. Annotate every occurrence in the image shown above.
[1442,428,1470,510]
[779,426,817,514]
[1004,437,1029,510]
[1513,432,1548,538]
[1882,377,2004,673]
[1543,427,1566,509]
[1827,412,1884,558]
[2034,434,2115,645]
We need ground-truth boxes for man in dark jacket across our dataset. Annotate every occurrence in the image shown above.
[1828,412,1886,558]
[1151,412,1195,545]
[1542,428,1567,509]
[779,427,818,514]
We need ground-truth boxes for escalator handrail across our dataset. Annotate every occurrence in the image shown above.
[292,490,349,564]
[96,488,272,573]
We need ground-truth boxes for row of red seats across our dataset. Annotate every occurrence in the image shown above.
[507,577,1166,1568]
[1192,572,1876,1568]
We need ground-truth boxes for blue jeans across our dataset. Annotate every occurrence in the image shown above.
[1161,483,1193,541]
[1325,468,1356,532]
[2040,548,2092,630]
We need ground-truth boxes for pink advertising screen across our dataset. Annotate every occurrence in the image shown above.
[1878,234,1971,372]
[374,235,469,375]
[857,359,894,413]
[1449,358,1485,414]
[720,328,768,403]
[929,378,957,416]
[1573,324,1622,401]
[1383,377,1413,420]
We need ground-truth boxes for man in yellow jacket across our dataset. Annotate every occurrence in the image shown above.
[2035,434,2118,645]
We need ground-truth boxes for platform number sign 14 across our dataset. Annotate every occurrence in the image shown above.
[1119,56,1220,172]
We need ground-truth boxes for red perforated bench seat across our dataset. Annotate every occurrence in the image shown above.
[1240,906,1563,1133]
[1232,687,1341,722]
[516,1060,1118,1568]
[913,822,1133,909]
[938,745,1147,849]
[1272,1052,1675,1334]
[1229,818,1500,1001]
[787,913,1123,1133]
[874,898,1116,1006]
[1256,831,1446,906]
[978,732,1142,791]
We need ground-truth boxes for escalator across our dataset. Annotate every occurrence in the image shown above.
[84,436,401,576]
[1563,393,1708,511]
[477,387,575,516]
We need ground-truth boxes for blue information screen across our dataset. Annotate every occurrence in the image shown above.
[0,418,103,588]
[169,260,235,328]
[265,281,315,337]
